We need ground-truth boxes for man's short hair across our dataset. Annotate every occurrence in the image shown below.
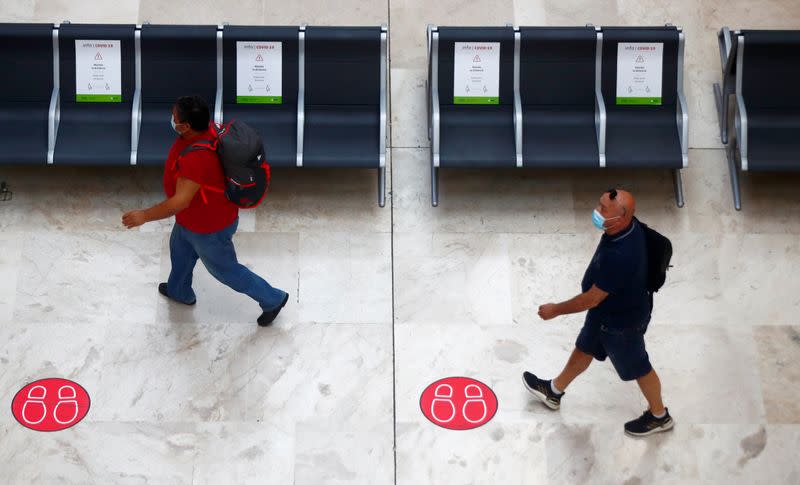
[174,95,210,131]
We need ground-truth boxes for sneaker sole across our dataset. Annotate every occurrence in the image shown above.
[522,375,560,411]
[624,418,675,437]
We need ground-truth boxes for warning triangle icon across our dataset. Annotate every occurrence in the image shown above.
[95,52,103,60]
[473,55,481,63]
[255,54,264,62]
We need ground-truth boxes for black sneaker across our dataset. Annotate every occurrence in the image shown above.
[522,371,563,410]
[257,293,289,327]
[624,409,674,437]
[158,283,196,306]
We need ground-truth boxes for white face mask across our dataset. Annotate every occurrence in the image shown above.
[170,115,182,134]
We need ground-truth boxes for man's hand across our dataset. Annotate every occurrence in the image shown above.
[538,303,560,321]
[122,210,148,229]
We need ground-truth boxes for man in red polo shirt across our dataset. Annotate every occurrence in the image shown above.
[122,96,288,326]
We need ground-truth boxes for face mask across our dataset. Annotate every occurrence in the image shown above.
[170,115,180,134]
[592,209,620,231]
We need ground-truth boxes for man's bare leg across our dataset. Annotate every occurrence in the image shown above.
[636,369,665,415]
[552,348,593,391]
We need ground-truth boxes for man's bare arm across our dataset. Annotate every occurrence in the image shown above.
[122,177,200,228]
[538,285,608,320]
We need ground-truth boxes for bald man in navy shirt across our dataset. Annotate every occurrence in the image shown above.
[523,189,673,437]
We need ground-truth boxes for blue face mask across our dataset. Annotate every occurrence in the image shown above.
[592,209,620,231]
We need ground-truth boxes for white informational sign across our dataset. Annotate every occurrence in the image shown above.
[236,41,282,104]
[75,40,122,102]
[453,42,500,105]
[616,42,664,105]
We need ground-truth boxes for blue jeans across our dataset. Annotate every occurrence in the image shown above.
[167,218,287,311]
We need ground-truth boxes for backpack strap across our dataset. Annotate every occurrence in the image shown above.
[176,140,224,204]
[178,141,215,159]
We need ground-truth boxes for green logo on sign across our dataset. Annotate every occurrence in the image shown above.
[616,97,662,106]
[76,94,122,103]
[453,96,499,105]
[237,96,283,105]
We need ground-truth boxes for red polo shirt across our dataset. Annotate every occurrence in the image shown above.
[163,126,238,234]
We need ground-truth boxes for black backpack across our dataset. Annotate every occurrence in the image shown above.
[637,218,672,293]
[179,120,270,208]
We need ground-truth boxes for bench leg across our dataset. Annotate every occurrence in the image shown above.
[672,169,685,208]
[378,167,386,208]
[0,181,10,202]
[726,144,742,211]
[713,83,729,145]
[431,165,439,207]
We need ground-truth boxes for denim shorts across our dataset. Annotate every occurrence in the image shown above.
[575,322,653,381]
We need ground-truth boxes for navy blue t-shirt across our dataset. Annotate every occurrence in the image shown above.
[581,219,651,328]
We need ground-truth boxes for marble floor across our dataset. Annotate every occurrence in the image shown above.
[3,0,800,484]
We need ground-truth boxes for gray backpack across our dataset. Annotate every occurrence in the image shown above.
[179,120,270,208]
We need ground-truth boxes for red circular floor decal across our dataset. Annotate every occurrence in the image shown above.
[420,377,498,430]
[11,378,90,432]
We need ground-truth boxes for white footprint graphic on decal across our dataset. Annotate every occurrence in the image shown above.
[21,385,47,425]
[53,385,79,425]
[430,384,456,423]
[462,384,487,424]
